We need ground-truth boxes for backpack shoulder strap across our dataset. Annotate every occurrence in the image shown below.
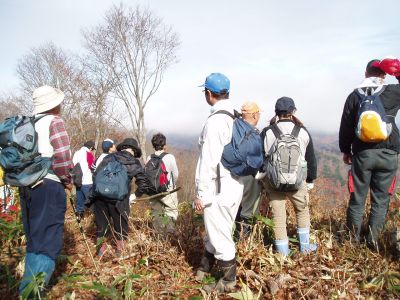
[355,85,387,98]
[373,85,386,96]
[212,110,235,119]
[158,152,168,160]
[33,114,51,123]
[270,123,282,139]
[291,124,301,138]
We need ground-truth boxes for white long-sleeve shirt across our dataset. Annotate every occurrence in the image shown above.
[195,100,235,203]
[72,146,94,185]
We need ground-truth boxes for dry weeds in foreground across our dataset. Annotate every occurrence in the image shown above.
[1,188,399,299]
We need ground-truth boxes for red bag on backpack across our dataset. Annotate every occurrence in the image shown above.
[144,153,169,194]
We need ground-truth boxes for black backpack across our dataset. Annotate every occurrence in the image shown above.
[144,152,169,194]
[71,163,83,188]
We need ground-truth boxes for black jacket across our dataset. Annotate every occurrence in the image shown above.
[94,151,155,216]
[339,84,400,154]
[97,151,154,197]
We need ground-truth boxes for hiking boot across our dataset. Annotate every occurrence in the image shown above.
[115,240,125,257]
[195,250,215,282]
[297,228,317,253]
[203,259,236,293]
[19,253,55,297]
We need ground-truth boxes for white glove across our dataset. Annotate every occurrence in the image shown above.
[129,193,137,204]
[306,183,314,191]
[255,171,267,180]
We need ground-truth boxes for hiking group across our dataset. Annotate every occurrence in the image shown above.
[0,57,399,297]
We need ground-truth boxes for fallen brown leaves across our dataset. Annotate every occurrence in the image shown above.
[1,190,399,299]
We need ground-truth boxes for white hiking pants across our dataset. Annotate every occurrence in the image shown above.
[203,174,244,261]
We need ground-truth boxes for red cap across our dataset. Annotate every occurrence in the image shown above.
[379,57,400,76]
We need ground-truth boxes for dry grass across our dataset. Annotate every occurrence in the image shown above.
[1,181,399,299]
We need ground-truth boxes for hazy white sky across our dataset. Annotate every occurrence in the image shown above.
[1,0,399,135]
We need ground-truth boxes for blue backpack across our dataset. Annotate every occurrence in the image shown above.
[355,86,392,143]
[214,110,263,177]
[94,154,129,201]
[0,115,52,187]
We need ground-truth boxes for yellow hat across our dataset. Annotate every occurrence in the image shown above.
[0,166,4,187]
[241,101,260,114]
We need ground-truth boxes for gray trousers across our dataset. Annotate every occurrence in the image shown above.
[347,149,398,245]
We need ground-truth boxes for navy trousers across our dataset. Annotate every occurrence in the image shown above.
[20,179,67,260]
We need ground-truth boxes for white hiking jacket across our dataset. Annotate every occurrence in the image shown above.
[195,100,235,205]
[72,146,93,185]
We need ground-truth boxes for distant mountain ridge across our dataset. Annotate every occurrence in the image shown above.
[164,132,341,153]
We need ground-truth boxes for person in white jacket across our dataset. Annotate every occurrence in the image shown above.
[193,73,244,293]
[72,141,95,217]
[146,133,179,236]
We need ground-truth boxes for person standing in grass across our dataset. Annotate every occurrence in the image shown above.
[261,97,317,256]
[146,133,179,236]
[93,138,154,256]
[339,59,400,251]
[19,85,73,296]
[72,140,96,218]
[193,73,244,293]
[234,101,262,239]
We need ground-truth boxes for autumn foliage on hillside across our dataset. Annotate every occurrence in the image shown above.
[0,147,399,299]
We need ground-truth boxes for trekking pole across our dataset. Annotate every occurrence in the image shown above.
[67,192,101,275]
[134,187,181,202]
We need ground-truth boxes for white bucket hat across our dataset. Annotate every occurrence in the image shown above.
[32,85,65,115]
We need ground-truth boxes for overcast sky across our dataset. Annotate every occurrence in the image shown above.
[1,0,399,135]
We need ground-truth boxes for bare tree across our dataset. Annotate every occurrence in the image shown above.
[83,4,180,159]
[0,92,28,121]
[15,43,120,152]
[78,55,121,151]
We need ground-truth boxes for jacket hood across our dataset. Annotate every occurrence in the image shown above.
[114,151,139,165]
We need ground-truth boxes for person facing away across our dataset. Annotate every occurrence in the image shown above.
[193,72,245,293]
[234,101,263,239]
[146,133,179,236]
[93,138,154,257]
[339,59,400,251]
[19,85,73,296]
[262,97,317,256]
[94,138,117,170]
[72,140,96,218]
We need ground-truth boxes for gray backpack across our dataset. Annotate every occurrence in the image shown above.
[265,124,307,191]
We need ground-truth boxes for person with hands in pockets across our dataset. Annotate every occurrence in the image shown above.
[193,73,245,294]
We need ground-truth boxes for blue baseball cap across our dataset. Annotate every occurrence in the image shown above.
[101,138,114,153]
[200,73,230,94]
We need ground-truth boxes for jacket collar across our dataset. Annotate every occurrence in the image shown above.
[358,77,386,88]
[210,99,234,114]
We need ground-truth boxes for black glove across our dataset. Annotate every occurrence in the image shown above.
[84,188,96,208]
